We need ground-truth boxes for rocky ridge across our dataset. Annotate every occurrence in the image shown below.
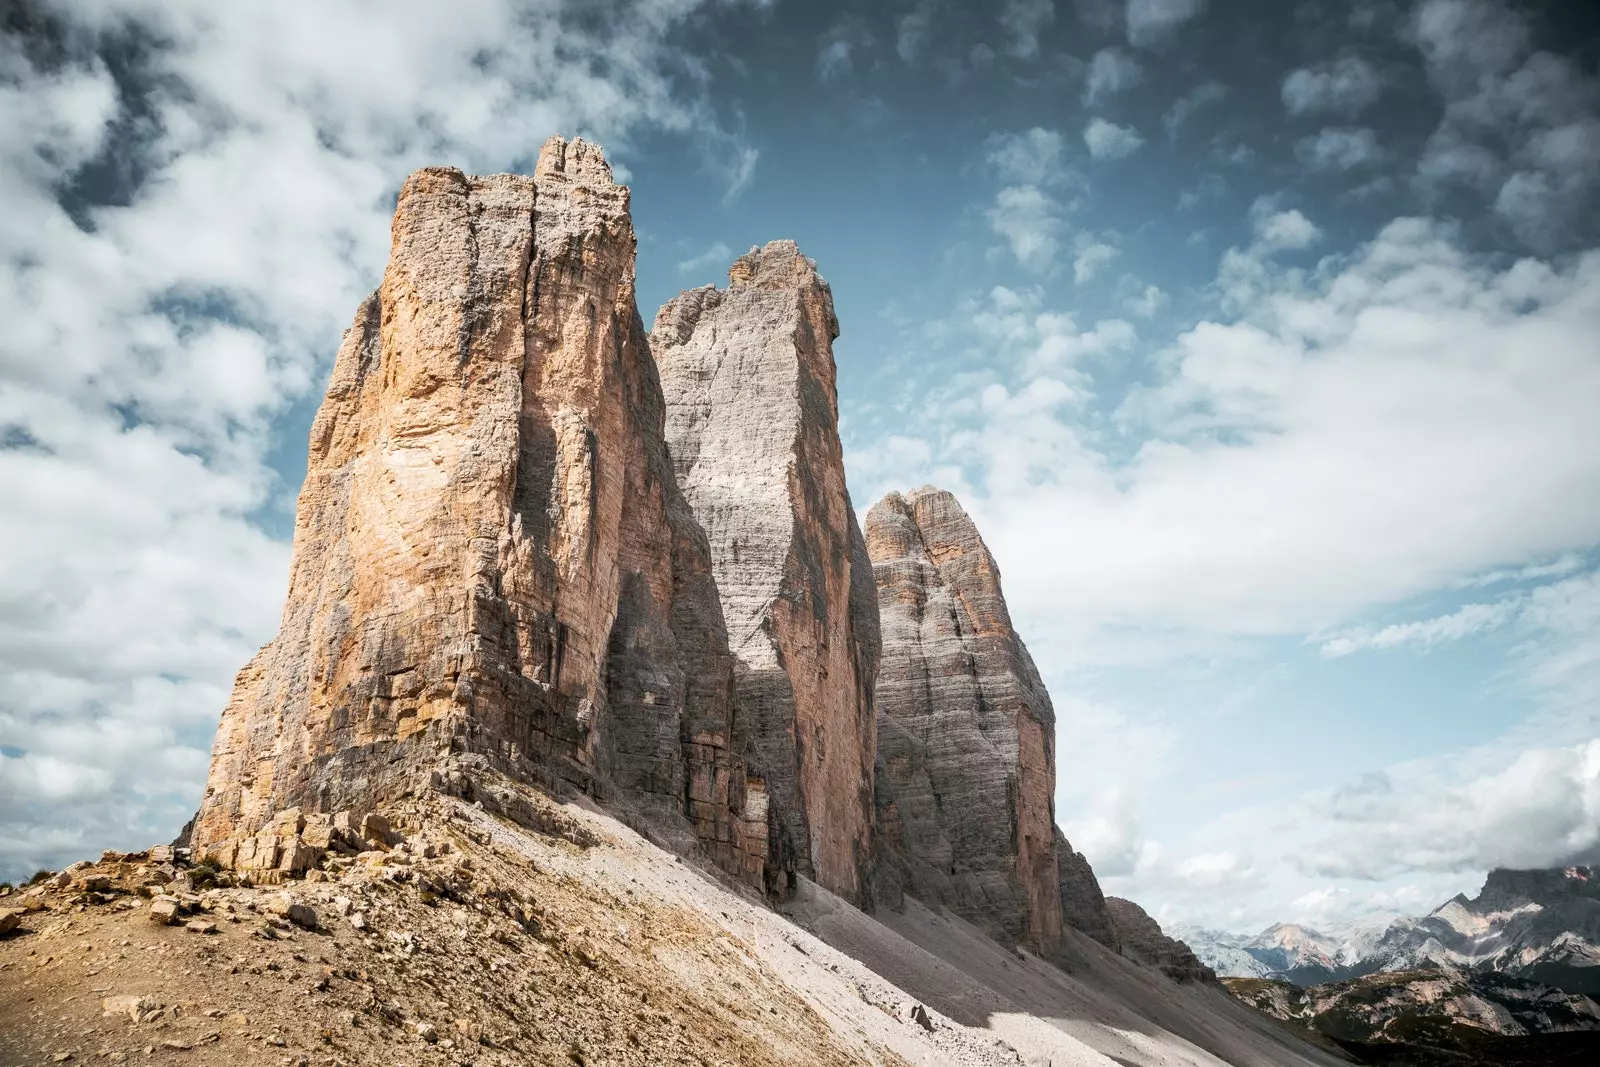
[1186,866,1600,994]
[1105,897,1220,984]
[653,242,880,905]
[1227,970,1600,1065]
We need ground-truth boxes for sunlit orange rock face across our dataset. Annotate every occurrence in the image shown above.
[191,137,763,880]
[653,242,880,905]
[865,487,1065,952]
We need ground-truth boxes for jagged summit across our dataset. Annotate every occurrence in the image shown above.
[533,133,616,185]
[190,135,766,884]
[866,486,1066,954]
[653,240,878,905]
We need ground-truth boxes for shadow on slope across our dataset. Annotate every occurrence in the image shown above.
[787,883,1347,1067]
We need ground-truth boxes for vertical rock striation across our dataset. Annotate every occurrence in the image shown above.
[652,241,880,904]
[865,487,1063,952]
[192,137,758,877]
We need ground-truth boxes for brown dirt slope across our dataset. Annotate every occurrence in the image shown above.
[3,772,1347,1067]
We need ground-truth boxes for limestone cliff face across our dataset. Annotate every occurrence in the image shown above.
[1057,829,1121,951]
[1105,897,1220,983]
[865,487,1062,952]
[192,137,758,878]
[652,242,880,905]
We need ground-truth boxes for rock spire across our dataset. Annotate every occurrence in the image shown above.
[652,241,880,904]
[864,487,1064,951]
[191,137,762,879]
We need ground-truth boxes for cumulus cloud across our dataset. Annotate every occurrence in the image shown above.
[1123,284,1169,318]
[1162,81,1227,137]
[987,186,1065,272]
[987,127,1068,186]
[1304,738,1600,880]
[1410,0,1600,249]
[1083,117,1144,160]
[1281,56,1382,116]
[0,0,763,880]
[1073,239,1119,284]
[985,129,1078,272]
[896,1,937,64]
[1083,47,1143,107]
[1126,0,1207,49]
[1296,127,1384,171]
[999,0,1055,60]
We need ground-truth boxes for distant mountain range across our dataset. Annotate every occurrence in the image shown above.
[1175,865,1600,994]
[1227,969,1600,1066]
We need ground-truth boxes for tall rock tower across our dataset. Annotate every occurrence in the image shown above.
[191,138,760,877]
[653,242,880,905]
[865,487,1064,952]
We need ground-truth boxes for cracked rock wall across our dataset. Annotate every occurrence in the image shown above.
[192,137,758,879]
[865,487,1064,952]
[653,242,880,905]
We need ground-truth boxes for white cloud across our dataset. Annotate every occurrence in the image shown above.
[676,241,733,276]
[0,0,763,880]
[987,186,1064,272]
[999,0,1056,61]
[1083,117,1144,160]
[1126,0,1207,49]
[1296,127,1384,171]
[1410,1,1600,249]
[1303,738,1600,881]
[1083,47,1143,107]
[1281,57,1382,116]
[896,2,937,64]
[1123,284,1168,318]
[1162,81,1226,137]
[1073,240,1119,284]
[817,17,874,82]
[1249,198,1322,250]
[987,127,1068,186]
[892,217,1600,657]
[1320,598,1519,657]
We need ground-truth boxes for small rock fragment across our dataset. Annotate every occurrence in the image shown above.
[148,897,180,925]
[415,1021,438,1043]
[0,906,24,934]
[185,920,218,935]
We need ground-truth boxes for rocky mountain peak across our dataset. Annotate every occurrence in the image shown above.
[866,485,1066,953]
[653,241,880,905]
[189,137,763,884]
[534,134,616,185]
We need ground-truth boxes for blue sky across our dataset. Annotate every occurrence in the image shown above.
[2,0,1599,933]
